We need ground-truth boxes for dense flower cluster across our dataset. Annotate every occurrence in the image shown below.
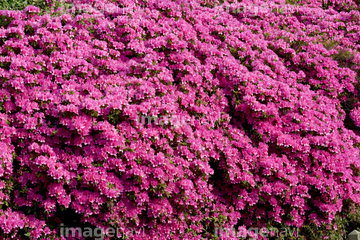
[1,0,360,239]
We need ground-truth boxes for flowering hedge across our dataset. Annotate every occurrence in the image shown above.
[1,0,360,239]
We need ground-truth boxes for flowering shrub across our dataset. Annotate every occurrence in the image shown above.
[1,0,360,239]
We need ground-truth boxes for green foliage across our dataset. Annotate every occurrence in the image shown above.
[256,202,360,240]
[0,0,33,11]
[285,0,301,4]
[320,39,339,51]
[331,49,355,68]
[0,0,51,12]
[0,0,72,16]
